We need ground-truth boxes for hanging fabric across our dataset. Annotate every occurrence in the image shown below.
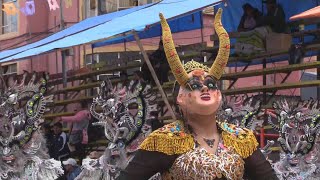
[21,0,36,16]
[2,2,18,15]
[47,0,60,11]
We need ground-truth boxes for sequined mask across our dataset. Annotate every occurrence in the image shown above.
[268,99,320,179]
[84,79,158,179]
[186,76,218,92]
[0,72,63,179]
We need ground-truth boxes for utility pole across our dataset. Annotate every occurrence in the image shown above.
[60,0,67,92]
[60,0,65,30]
[59,0,68,112]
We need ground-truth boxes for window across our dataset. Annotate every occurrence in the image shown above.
[98,0,118,15]
[203,6,214,15]
[85,54,99,65]
[138,0,160,6]
[83,0,97,19]
[2,63,17,75]
[83,0,118,19]
[84,54,101,96]
[117,0,135,10]
[82,0,160,19]
[1,0,18,34]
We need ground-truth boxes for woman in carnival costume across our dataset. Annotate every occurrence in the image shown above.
[0,72,63,180]
[117,9,278,180]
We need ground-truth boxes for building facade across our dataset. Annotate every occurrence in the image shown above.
[0,0,305,102]
[1,0,214,77]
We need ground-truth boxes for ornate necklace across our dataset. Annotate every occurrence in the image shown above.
[203,138,215,148]
[194,133,216,148]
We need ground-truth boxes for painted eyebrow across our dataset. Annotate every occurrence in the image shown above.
[204,75,215,79]
[203,76,216,82]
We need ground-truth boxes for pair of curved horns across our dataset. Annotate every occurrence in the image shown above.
[159,8,230,86]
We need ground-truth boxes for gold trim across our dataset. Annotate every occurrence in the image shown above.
[160,13,189,87]
[209,8,230,80]
[184,60,210,73]
[219,122,258,158]
[139,121,194,155]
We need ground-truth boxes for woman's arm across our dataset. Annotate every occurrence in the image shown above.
[244,149,279,180]
[117,150,178,180]
[60,111,90,123]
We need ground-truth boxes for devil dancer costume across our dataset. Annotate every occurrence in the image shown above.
[0,73,63,180]
[75,78,159,180]
[116,9,278,180]
[267,99,320,180]
[218,96,263,130]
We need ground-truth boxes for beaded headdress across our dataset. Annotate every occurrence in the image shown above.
[159,8,230,87]
[81,79,159,179]
[218,95,262,130]
[184,60,210,73]
[268,99,320,179]
[0,72,63,179]
[269,99,320,156]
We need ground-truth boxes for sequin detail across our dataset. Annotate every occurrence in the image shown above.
[162,145,244,180]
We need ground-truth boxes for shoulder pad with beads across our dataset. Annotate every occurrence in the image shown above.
[139,121,194,155]
[218,122,259,158]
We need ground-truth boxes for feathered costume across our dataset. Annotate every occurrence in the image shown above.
[267,99,320,180]
[218,95,263,130]
[0,72,63,180]
[75,79,158,180]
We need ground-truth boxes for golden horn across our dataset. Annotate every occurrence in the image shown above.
[159,13,189,86]
[210,8,230,80]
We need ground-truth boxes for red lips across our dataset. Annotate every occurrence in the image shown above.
[200,93,211,101]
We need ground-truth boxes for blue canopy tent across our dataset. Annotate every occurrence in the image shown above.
[0,0,222,62]
[91,0,320,67]
[1,0,318,65]
[0,0,223,120]
[216,0,319,32]
[92,11,203,48]
[0,3,155,60]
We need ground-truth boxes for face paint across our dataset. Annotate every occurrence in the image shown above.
[186,76,218,92]
[177,72,221,116]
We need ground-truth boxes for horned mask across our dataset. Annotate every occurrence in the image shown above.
[159,8,230,87]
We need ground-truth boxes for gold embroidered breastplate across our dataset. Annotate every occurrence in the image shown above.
[139,121,258,180]
[162,143,245,180]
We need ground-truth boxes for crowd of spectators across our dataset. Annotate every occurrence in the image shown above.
[235,0,287,56]
[42,102,95,180]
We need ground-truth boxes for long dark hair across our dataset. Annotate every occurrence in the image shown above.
[172,81,185,120]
